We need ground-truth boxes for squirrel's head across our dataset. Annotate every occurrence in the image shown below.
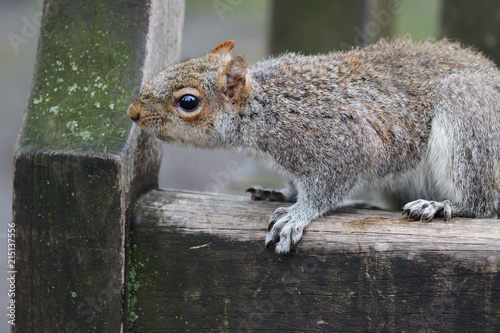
[127,40,250,147]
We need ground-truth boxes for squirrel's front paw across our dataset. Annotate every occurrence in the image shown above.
[265,207,306,254]
[246,186,287,202]
[402,199,452,221]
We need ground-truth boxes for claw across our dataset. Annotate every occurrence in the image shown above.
[246,187,265,201]
[262,190,271,201]
[265,238,276,249]
[267,190,286,202]
[268,220,275,231]
[268,208,287,231]
[265,227,281,248]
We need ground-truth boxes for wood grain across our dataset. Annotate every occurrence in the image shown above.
[12,1,184,331]
[131,189,500,332]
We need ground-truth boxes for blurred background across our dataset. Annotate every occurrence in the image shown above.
[2,0,500,330]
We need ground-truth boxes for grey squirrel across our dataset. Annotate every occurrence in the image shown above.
[128,38,500,254]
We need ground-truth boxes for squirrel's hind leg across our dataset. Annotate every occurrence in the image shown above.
[403,71,500,220]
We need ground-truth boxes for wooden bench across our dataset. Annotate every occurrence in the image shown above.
[130,190,500,332]
[12,0,500,332]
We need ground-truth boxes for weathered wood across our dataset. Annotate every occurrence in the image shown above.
[131,189,500,332]
[12,0,184,331]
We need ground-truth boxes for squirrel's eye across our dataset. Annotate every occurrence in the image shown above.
[178,94,199,111]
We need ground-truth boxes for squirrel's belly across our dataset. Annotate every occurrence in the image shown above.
[347,117,463,211]
[347,163,457,211]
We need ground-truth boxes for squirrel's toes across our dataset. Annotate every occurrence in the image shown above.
[265,207,306,254]
[402,199,452,222]
[246,186,287,202]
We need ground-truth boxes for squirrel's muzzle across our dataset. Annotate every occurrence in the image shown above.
[127,102,141,123]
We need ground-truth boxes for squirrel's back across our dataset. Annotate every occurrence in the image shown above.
[251,38,496,104]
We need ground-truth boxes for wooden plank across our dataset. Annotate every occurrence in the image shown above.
[12,0,184,331]
[131,189,500,332]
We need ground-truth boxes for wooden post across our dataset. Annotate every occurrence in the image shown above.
[441,0,500,65]
[131,190,500,332]
[12,0,184,331]
[270,0,398,54]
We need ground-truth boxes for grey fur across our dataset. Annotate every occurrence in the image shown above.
[128,38,500,254]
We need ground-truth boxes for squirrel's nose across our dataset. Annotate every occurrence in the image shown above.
[127,102,141,123]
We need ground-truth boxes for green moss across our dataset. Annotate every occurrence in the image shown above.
[19,0,147,155]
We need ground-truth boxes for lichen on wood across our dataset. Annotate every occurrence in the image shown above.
[19,0,149,154]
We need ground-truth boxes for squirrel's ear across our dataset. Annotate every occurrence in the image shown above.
[211,40,235,55]
[218,55,249,105]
